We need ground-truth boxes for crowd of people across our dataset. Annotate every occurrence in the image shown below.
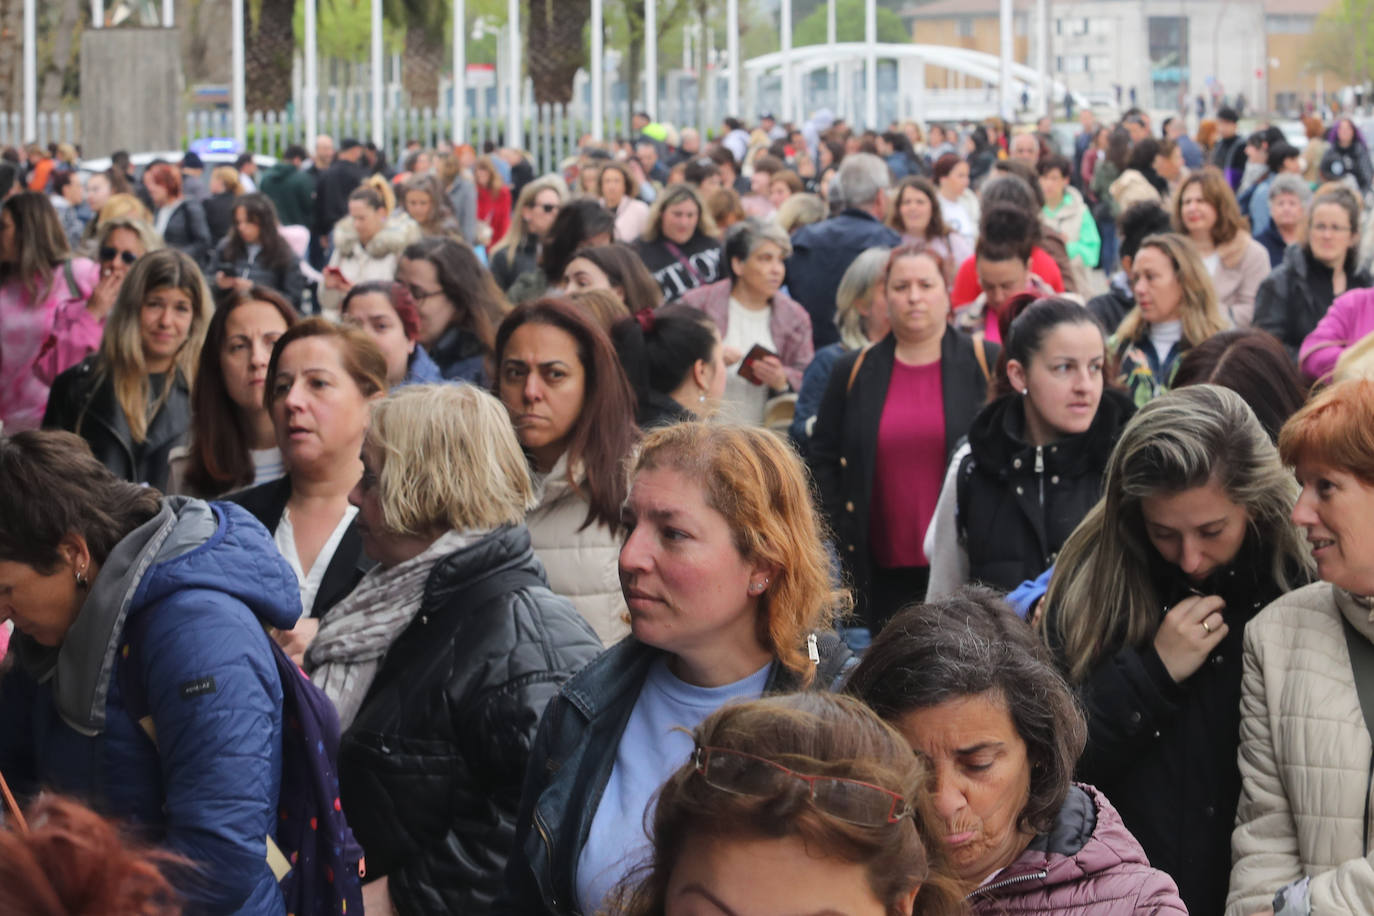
[2,102,1374,915]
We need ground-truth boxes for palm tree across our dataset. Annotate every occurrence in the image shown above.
[392,0,446,110]
[246,0,295,110]
[527,0,588,105]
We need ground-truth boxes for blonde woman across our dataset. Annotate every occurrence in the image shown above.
[319,178,420,316]
[398,172,463,243]
[489,175,566,292]
[1041,385,1311,916]
[203,165,243,245]
[1112,232,1228,406]
[474,154,511,245]
[42,248,212,491]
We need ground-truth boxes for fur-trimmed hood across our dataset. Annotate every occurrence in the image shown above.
[330,213,420,261]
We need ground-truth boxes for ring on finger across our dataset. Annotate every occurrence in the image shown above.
[1202,620,1213,634]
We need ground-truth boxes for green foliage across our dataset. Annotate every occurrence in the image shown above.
[293,0,510,65]
[793,0,908,46]
[1303,0,1374,84]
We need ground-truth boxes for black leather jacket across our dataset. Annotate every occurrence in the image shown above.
[337,525,602,915]
[41,355,190,491]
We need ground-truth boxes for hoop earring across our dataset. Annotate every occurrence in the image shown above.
[75,568,88,590]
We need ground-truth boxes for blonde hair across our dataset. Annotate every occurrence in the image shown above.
[633,423,849,682]
[474,155,505,193]
[775,192,826,235]
[90,249,213,442]
[366,384,535,536]
[360,174,395,214]
[1044,385,1310,682]
[491,175,568,260]
[97,193,154,228]
[643,183,718,242]
[1115,233,1227,347]
[570,288,631,331]
[211,166,242,196]
[96,217,164,258]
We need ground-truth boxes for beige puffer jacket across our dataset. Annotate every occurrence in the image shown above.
[526,452,628,647]
[1227,582,1374,915]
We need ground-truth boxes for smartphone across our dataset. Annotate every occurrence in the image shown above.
[738,343,779,386]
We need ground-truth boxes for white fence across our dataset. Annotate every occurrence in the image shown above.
[0,112,80,148]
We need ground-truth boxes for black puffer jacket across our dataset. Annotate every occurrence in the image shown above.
[955,388,1134,592]
[41,355,190,492]
[1253,243,1373,359]
[337,525,602,915]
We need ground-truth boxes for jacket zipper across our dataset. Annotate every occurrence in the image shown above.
[1034,445,1045,507]
[533,808,580,915]
[966,868,1050,898]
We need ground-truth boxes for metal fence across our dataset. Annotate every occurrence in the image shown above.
[0,112,80,148]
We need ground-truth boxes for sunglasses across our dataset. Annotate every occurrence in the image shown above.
[100,247,138,265]
[694,745,910,827]
[528,202,558,213]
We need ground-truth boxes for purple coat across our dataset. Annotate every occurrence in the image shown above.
[968,784,1186,915]
[1299,286,1374,382]
[678,278,814,390]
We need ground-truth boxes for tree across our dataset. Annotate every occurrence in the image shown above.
[390,0,446,109]
[616,0,692,119]
[528,0,590,105]
[793,0,908,47]
[246,0,297,110]
[1302,0,1374,88]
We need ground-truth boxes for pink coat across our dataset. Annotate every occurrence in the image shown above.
[679,278,814,390]
[968,784,1186,915]
[1299,287,1374,382]
[0,257,99,431]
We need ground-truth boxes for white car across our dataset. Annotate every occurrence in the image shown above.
[77,150,277,180]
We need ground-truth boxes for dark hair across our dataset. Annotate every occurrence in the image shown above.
[567,243,663,313]
[888,176,949,241]
[683,157,721,187]
[50,171,77,195]
[1036,154,1072,178]
[283,144,308,162]
[931,152,963,183]
[1172,328,1308,444]
[1118,201,1172,262]
[1217,106,1239,123]
[0,430,162,571]
[1266,142,1300,175]
[494,298,638,533]
[541,199,616,285]
[990,160,1045,209]
[341,280,421,341]
[976,203,1037,264]
[992,296,1107,399]
[220,192,294,272]
[643,304,720,396]
[0,162,17,198]
[708,146,737,172]
[402,237,508,355]
[752,153,784,176]
[846,586,1088,836]
[0,192,69,300]
[1127,138,1161,174]
[183,287,300,496]
[1105,127,1132,171]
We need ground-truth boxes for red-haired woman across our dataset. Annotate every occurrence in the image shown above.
[143,162,212,267]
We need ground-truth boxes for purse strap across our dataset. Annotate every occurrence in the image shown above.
[1339,609,1374,853]
[0,768,28,834]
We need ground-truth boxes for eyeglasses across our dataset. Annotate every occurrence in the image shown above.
[402,283,444,302]
[694,745,910,827]
[99,247,138,265]
[1312,222,1352,235]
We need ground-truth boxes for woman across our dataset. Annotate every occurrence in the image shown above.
[955,205,1058,343]
[301,384,603,914]
[339,281,443,388]
[791,247,892,451]
[949,175,1067,308]
[318,182,420,316]
[634,183,723,302]
[202,165,242,245]
[490,176,565,293]
[559,242,663,315]
[495,298,639,645]
[43,249,211,492]
[775,191,826,236]
[170,286,299,497]
[637,303,729,425]
[1300,286,1374,383]
[397,236,508,384]
[1318,116,1373,192]
[925,298,1135,599]
[474,154,512,245]
[142,163,211,267]
[679,219,813,425]
[1109,139,1167,212]
[887,176,974,267]
[1113,232,1228,406]
[1171,328,1308,444]
[847,588,1186,912]
[1041,385,1312,916]
[1255,186,1372,360]
[612,692,961,916]
[932,153,978,242]
[48,171,86,248]
[436,150,479,245]
[398,172,463,243]
[0,192,99,430]
[1229,379,1374,916]
[511,199,616,305]
[0,429,300,913]
[1173,168,1270,327]
[810,245,998,631]
[228,319,387,653]
[1255,173,1310,267]
[207,192,305,310]
[599,160,650,243]
[708,186,746,231]
[500,422,856,915]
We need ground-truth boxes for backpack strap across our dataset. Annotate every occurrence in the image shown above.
[1339,609,1374,854]
[846,344,874,394]
[972,331,991,384]
[62,259,79,300]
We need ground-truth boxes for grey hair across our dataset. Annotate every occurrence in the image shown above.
[835,152,891,209]
[834,247,891,350]
[722,217,793,281]
[1268,173,1311,205]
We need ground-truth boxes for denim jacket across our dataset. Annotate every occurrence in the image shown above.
[498,633,853,914]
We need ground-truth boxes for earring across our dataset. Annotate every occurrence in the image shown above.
[74,566,88,590]
[698,388,707,404]
[1022,388,1029,396]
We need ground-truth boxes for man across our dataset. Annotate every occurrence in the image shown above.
[683,157,723,195]
[636,140,668,184]
[310,134,336,176]
[677,127,702,160]
[234,152,258,193]
[1163,116,1204,169]
[1123,113,1150,144]
[1035,115,1059,155]
[260,144,314,228]
[1009,132,1042,166]
[760,111,785,141]
[785,152,902,348]
[180,152,209,203]
[1210,107,1244,188]
[312,138,367,264]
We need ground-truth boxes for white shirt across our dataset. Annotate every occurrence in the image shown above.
[939,195,975,241]
[274,504,358,617]
[154,200,181,237]
[250,447,286,488]
[1148,319,1184,366]
[720,296,777,425]
[1201,252,1221,276]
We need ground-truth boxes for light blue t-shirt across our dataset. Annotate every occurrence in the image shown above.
[575,657,771,914]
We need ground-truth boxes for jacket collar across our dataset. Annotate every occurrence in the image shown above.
[1217,230,1255,269]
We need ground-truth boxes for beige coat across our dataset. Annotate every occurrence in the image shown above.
[1211,231,1270,329]
[526,453,627,646]
[1228,582,1374,916]
[316,215,420,317]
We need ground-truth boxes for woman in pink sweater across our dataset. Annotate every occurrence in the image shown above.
[1299,287,1374,382]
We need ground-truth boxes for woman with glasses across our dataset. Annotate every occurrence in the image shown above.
[490,177,565,293]
[612,692,963,916]
[339,281,443,388]
[501,422,855,915]
[1255,187,1372,360]
[395,237,508,384]
[848,587,1186,913]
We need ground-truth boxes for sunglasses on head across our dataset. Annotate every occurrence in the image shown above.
[100,247,138,266]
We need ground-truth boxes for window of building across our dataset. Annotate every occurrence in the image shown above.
[1266,14,1313,34]
[956,16,974,38]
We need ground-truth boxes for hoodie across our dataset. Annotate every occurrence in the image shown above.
[0,498,300,914]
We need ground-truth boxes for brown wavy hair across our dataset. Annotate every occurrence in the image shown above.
[1172,167,1249,246]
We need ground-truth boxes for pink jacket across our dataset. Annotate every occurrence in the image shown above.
[1299,286,1374,382]
[0,257,99,431]
[968,784,1186,915]
[679,278,814,390]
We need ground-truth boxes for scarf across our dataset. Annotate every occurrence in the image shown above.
[305,529,480,730]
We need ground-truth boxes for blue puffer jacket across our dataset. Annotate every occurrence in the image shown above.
[0,497,300,914]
